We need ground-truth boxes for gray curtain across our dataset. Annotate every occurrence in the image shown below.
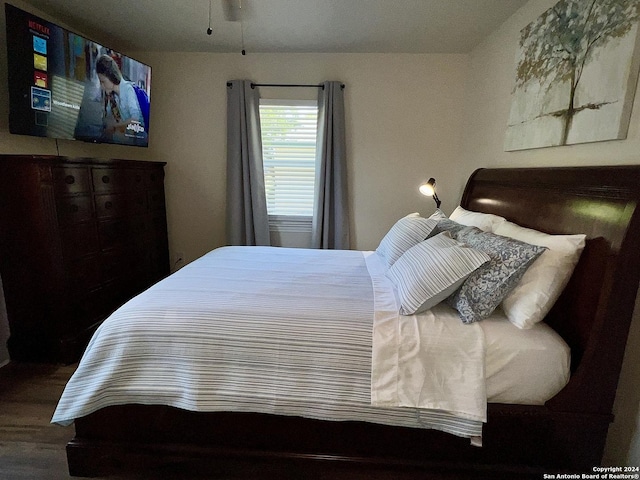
[312,81,350,249]
[226,80,271,246]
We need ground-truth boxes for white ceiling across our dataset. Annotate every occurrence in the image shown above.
[20,0,528,54]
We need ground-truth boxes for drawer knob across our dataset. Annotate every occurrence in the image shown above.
[105,201,113,209]
[65,175,75,185]
[102,175,111,184]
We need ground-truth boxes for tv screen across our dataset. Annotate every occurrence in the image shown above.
[5,4,151,147]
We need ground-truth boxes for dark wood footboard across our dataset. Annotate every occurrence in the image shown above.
[68,404,611,478]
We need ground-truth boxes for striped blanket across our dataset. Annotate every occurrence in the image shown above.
[52,246,485,438]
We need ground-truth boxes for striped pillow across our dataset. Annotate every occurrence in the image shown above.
[376,213,438,270]
[386,232,490,315]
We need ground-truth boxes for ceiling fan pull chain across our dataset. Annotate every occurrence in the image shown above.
[240,0,246,55]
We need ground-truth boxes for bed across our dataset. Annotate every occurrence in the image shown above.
[55,165,640,478]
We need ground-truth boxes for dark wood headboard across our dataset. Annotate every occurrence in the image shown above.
[461,166,640,416]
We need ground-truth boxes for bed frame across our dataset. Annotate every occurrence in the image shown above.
[65,166,640,478]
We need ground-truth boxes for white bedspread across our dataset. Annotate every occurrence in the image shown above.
[52,246,485,438]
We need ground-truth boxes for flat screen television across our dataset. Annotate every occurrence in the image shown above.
[5,3,151,147]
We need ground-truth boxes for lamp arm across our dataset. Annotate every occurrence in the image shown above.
[432,192,441,209]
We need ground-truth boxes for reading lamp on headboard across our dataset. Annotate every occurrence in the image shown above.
[419,178,441,209]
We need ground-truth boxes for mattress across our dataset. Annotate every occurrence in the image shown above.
[483,311,570,404]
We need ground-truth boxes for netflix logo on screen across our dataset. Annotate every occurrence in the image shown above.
[28,20,49,37]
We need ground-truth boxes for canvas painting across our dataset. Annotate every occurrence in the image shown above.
[504,0,640,151]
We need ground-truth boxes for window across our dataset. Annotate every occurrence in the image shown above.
[259,99,318,228]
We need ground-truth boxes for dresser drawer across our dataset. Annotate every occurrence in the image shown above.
[130,214,151,244]
[101,280,139,315]
[60,223,99,260]
[73,287,110,326]
[98,218,132,251]
[92,168,145,193]
[67,255,102,291]
[97,216,150,251]
[144,168,164,188]
[56,195,94,225]
[151,213,168,237]
[52,166,91,195]
[95,193,147,219]
[147,188,166,211]
[148,242,170,282]
[100,248,129,283]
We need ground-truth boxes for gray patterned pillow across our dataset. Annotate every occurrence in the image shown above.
[376,214,438,269]
[447,227,546,324]
[427,218,468,240]
[386,232,490,315]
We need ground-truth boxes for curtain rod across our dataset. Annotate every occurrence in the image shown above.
[226,82,345,90]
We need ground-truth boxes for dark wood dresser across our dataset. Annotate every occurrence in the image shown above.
[0,155,169,363]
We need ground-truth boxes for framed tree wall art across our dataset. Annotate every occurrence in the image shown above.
[504,0,640,151]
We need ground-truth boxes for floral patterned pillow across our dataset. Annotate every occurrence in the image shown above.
[447,227,546,324]
[427,218,468,240]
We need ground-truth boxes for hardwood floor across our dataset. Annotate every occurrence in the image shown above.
[0,362,186,480]
[0,362,85,480]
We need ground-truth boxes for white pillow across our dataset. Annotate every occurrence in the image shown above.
[449,206,506,232]
[376,213,438,270]
[386,232,490,315]
[494,220,586,329]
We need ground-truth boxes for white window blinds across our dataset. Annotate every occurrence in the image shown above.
[259,99,318,217]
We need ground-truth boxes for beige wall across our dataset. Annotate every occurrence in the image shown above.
[462,0,640,466]
[135,51,470,262]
